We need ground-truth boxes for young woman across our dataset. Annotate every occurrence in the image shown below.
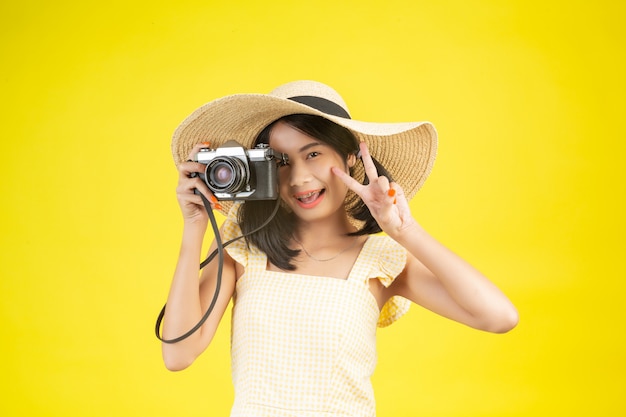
[160,81,518,416]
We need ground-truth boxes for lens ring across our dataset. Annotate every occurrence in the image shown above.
[205,157,248,193]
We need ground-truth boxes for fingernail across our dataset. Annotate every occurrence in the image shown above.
[202,141,211,147]
[209,195,218,203]
[214,203,223,211]
[387,189,396,197]
[393,198,397,205]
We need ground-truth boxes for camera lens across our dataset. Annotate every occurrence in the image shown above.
[205,156,249,193]
[213,164,233,184]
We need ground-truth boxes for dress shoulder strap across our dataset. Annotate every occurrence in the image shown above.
[346,236,376,284]
[347,235,407,285]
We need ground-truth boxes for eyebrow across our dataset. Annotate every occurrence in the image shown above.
[298,141,324,153]
[277,140,325,161]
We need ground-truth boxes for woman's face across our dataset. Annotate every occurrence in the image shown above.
[268,121,355,224]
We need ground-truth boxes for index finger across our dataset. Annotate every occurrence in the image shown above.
[331,166,364,194]
[179,160,207,177]
[187,141,212,161]
[359,142,379,182]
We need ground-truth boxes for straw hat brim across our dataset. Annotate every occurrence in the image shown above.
[172,93,437,216]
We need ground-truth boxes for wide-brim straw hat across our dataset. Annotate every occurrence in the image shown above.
[172,80,437,216]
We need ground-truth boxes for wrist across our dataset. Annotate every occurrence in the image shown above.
[182,213,208,228]
[182,218,208,239]
[388,220,425,244]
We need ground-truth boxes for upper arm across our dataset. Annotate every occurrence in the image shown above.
[388,254,483,329]
[196,236,238,343]
[389,253,518,332]
[161,227,239,371]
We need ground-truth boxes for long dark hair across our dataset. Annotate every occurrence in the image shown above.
[238,114,393,270]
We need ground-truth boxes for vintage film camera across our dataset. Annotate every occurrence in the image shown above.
[194,140,279,201]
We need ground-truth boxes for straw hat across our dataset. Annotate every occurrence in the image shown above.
[172,80,437,215]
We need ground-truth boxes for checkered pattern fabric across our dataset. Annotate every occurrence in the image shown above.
[223,203,409,416]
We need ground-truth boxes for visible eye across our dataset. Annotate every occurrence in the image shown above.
[307,151,320,159]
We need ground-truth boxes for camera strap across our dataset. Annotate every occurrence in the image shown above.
[155,195,280,344]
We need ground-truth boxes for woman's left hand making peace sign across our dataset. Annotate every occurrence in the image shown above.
[332,141,418,238]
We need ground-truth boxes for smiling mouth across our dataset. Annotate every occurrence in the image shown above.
[294,189,325,205]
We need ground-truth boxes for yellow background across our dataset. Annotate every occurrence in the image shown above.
[2,0,624,415]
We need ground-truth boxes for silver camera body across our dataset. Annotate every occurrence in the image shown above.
[194,140,279,201]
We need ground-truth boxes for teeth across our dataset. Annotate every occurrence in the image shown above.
[298,191,317,199]
[296,190,321,202]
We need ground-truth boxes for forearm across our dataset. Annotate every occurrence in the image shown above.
[163,223,206,336]
[161,222,208,367]
[392,222,518,333]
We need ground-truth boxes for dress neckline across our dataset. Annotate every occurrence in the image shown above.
[262,236,372,281]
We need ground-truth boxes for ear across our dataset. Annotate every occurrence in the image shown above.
[347,153,357,168]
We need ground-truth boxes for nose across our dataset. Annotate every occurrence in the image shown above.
[287,160,313,187]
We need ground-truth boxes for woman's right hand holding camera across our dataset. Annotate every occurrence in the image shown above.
[176,142,221,225]
[165,142,234,370]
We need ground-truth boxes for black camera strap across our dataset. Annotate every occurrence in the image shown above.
[155,195,280,344]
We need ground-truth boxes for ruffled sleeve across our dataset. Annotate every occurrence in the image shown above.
[366,235,410,328]
[222,202,249,267]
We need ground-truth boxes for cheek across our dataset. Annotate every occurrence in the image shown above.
[278,169,289,187]
[278,172,291,196]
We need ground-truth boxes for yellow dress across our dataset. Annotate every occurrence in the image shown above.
[223,204,409,417]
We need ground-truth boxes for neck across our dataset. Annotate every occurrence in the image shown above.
[295,214,356,242]
[293,219,359,262]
